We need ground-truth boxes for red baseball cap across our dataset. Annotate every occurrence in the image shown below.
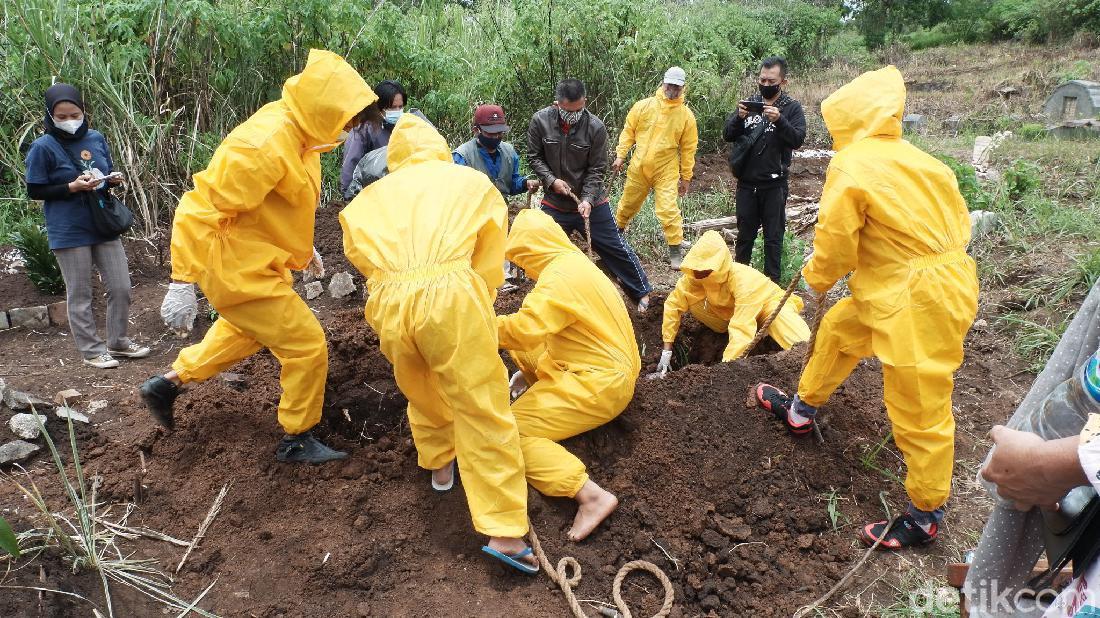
[474,104,510,133]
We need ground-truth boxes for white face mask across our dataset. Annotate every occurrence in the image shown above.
[52,116,83,134]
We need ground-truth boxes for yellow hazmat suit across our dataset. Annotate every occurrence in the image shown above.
[798,66,978,512]
[339,114,528,538]
[662,231,810,361]
[169,49,376,435]
[614,87,698,246]
[498,210,640,498]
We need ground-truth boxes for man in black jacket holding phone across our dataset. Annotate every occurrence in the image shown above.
[724,56,807,283]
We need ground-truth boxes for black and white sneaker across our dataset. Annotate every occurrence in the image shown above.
[275,431,348,464]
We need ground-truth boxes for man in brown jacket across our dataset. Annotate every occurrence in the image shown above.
[527,79,653,312]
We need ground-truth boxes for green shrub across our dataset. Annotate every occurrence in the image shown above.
[1018,123,1048,140]
[10,221,64,295]
[1003,160,1041,200]
[935,153,994,211]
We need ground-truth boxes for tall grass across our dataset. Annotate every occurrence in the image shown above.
[1,0,840,234]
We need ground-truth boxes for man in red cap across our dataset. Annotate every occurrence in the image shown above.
[453,104,540,198]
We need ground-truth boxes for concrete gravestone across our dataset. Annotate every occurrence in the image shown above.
[1044,80,1100,122]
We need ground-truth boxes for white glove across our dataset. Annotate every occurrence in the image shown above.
[161,282,197,333]
[509,370,529,399]
[656,349,674,376]
[304,246,325,281]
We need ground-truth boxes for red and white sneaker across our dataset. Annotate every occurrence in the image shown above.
[755,384,814,436]
[860,512,938,550]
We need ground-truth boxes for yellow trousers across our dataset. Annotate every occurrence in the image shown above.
[511,348,634,498]
[173,262,326,436]
[689,299,810,362]
[796,298,958,511]
[366,265,528,538]
[615,164,683,245]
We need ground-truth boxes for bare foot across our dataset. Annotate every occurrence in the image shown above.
[568,480,619,542]
[487,536,539,570]
[431,460,455,489]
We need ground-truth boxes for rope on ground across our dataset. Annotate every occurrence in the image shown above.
[529,526,675,618]
[562,188,597,260]
[737,268,805,360]
[791,515,898,618]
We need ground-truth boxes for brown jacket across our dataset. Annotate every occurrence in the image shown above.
[526,106,609,212]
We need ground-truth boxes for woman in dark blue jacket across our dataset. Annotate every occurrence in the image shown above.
[23,83,149,368]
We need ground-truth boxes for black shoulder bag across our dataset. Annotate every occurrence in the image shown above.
[1030,486,1100,591]
[727,116,767,179]
[50,136,134,238]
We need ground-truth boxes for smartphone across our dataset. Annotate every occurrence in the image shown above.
[102,172,123,180]
[739,99,765,114]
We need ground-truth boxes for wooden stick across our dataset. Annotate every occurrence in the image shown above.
[176,482,230,574]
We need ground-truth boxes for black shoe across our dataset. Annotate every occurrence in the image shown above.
[140,376,179,430]
[755,384,814,435]
[275,431,348,464]
[860,512,938,550]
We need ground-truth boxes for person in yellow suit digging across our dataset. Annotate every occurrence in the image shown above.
[140,49,377,464]
[655,230,810,376]
[612,67,699,269]
[339,114,538,574]
[498,209,638,542]
[755,65,979,550]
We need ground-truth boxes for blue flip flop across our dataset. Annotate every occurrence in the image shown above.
[480,545,539,575]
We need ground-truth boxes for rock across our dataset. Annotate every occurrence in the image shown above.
[47,301,68,326]
[328,272,356,299]
[797,534,815,550]
[9,413,42,439]
[56,407,90,423]
[356,601,372,617]
[902,114,924,133]
[8,306,49,329]
[973,318,989,332]
[87,400,108,414]
[0,310,8,330]
[970,210,1000,238]
[0,379,50,411]
[305,281,324,300]
[700,528,729,550]
[0,440,40,465]
[54,389,82,405]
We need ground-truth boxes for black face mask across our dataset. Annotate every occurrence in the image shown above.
[759,83,781,100]
[477,134,502,150]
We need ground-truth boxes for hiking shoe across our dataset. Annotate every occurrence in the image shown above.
[140,375,179,429]
[860,512,938,549]
[755,383,813,435]
[84,353,120,369]
[275,431,348,464]
[108,342,152,359]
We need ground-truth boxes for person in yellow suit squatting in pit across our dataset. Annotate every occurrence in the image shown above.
[339,113,539,574]
[655,230,811,376]
[498,209,638,542]
[755,66,979,550]
[140,49,377,464]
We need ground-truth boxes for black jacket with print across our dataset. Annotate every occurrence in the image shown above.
[723,92,807,188]
[527,106,609,212]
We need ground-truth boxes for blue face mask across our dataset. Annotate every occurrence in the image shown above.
[384,109,403,125]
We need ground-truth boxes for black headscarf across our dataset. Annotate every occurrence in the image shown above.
[44,83,88,141]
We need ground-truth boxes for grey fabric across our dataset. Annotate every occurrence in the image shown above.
[964,280,1100,616]
[52,238,133,358]
[453,138,517,196]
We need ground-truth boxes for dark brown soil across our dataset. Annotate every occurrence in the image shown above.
[0,167,1026,618]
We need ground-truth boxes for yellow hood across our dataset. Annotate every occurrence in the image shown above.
[821,65,904,151]
[386,114,452,172]
[281,49,377,146]
[680,230,732,288]
[505,209,582,279]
